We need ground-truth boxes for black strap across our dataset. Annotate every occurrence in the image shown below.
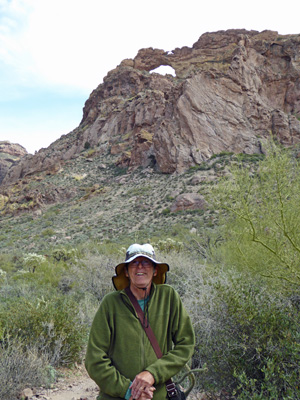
[125,286,178,398]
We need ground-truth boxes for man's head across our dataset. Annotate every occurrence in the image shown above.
[112,243,169,291]
[124,256,157,290]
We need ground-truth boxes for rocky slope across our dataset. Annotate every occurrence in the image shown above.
[0,146,227,251]
[0,141,27,184]
[2,29,300,186]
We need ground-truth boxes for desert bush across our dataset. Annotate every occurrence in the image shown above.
[219,278,299,399]
[41,227,56,237]
[0,253,15,273]
[190,275,300,397]
[0,335,54,400]
[163,250,300,398]
[67,251,115,303]
[0,293,87,366]
[211,141,300,288]
[12,259,71,290]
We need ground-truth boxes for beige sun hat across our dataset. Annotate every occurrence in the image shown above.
[112,243,169,291]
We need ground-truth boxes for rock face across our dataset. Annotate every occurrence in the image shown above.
[171,193,207,213]
[2,29,300,184]
[0,141,27,184]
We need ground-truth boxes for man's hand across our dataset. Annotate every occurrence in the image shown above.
[129,386,155,400]
[131,386,155,400]
[130,371,155,399]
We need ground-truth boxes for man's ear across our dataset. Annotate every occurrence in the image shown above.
[124,266,129,277]
[153,266,157,276]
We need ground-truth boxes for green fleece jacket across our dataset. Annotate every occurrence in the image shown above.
[85,283,195,400]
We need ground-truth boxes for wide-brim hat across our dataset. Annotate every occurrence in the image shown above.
[112,243,169,291]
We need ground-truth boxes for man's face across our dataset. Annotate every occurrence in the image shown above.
[125,256,157,289]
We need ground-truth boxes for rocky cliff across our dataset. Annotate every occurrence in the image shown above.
[0,141,27,184]
[2,29,300,184]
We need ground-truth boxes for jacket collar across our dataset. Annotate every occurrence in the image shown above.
[120,283,156,312]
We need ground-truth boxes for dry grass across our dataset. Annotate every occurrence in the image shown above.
[0,336,53,400]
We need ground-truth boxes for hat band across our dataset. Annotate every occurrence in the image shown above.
[126,250,156,261]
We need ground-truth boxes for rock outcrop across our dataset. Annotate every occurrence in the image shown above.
[2,29,300,184]
[171,193,207,213]
[0,141,27,184]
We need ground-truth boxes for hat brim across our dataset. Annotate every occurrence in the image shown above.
[112,258,169,291]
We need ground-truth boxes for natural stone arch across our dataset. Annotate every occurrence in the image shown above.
[150,65,176,76]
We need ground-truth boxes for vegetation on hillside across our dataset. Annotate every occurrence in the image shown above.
[212,141,300,288]
[0,142,299,399]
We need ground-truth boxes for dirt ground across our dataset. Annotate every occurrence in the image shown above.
[27,366,99,400]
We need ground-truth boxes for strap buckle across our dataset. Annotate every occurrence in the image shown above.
[166,382,178,398]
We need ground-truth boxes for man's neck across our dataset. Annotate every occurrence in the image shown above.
[130,283,151,300]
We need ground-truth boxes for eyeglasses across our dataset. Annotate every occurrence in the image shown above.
[129,259,153,268]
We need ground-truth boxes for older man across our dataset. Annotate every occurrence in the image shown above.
[85,243,195,400]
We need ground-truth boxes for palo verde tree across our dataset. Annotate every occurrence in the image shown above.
[211,140,300,288]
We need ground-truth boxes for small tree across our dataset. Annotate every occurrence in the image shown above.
[212,141,300,287]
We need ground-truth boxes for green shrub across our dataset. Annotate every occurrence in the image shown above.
[12,257,71,289]
[163,248,300,398]
[41,228,56,237]
[187,272,300,397]
[0,294,87,366]
[211,141,300,288]
[222,279,300,399]
[233,153,265,163]
[187,163,211,173]
[234,355,300,399]
[210,151,234,159]
[0,253,15,273]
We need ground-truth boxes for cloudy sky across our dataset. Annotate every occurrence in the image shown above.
[0,0,299,154]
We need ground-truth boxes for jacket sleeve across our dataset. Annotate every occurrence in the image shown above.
[85,297,131,398]
[145,288,195,384]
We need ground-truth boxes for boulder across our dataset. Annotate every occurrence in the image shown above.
[171,193,207,212]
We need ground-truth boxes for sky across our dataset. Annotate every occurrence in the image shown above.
[0,0,299,154]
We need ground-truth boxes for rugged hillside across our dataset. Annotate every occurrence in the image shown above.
[1,29,300,249]
[0,141,27,184]
[2,29,300,186]
[0,145,233,252]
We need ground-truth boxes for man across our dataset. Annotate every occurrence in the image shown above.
[85,243,195,400]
